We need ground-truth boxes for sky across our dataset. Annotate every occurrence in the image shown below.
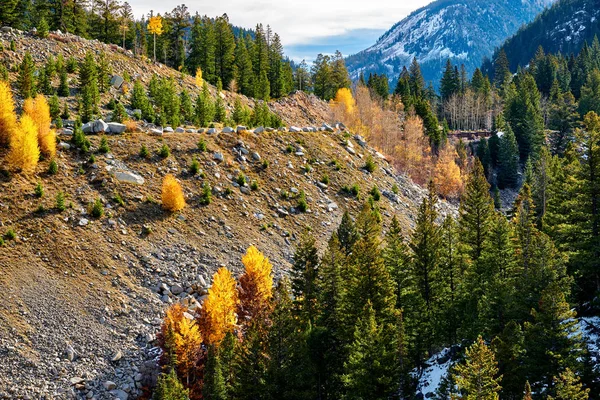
[126,0,433,61]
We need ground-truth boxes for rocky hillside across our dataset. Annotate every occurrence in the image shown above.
[345,0,555,87]
[0,29,455,399]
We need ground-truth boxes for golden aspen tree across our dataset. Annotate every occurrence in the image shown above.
[23,95,56,158]
[434,145,463,199]
[0,80,18,146]
[195,67,203,88]
[333,87,356,116]
[198,267,239,346]
[7,115,40,173]
[162,174,185,212]
[238,245,274,325]
[147,16,163,63]
[159,304,203,388]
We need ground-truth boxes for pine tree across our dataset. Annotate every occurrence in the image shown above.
[153,368,189,400]
[17,51,36,99]
[523,282,584,394]
[497,125,520,189]
[203,345,228,400]
[58,67,69,97]
[214,15,235,88]
[459,160,494,262]
[96,51,111,93]
[491,322,525,400]
[234,36,253,96]
[312,54,333,100]
[195,82,214,127]
[453,336,502,400]
[441,59,459,101]
[547,368,590,400]
[494,49,511,89]
[341,301,400,400]
[291,231,320,324]
[523,381,532,400]
[78,52,99,122]
[409,57,425,98]
[579,69,600,116]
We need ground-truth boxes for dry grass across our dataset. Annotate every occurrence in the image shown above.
[124,119,138,133]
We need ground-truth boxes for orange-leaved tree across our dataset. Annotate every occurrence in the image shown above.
[198,267,239,346]
[238,245,274,326]
[0,80,17,146]
[433,145,463,199]
[7,115,40,173]
[159,303,203,388]
[162,174,186,212]
[23,95,56,158]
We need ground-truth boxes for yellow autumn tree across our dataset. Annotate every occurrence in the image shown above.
[393,115,432,184]
[7,115,40,173]
[198,267,239,346]
[195,67,203,88]
[0,80,18,146]
[159,303,203,387]
[433,145,463,199]
[23,95,56,158]
[147,15,163,62]
[162,174,186,212]
[238,245,274,325]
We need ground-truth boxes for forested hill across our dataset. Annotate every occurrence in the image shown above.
[345,0,554,88]
[482,0,600,73]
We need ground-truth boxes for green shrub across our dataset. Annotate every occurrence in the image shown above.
[189,158,200,175]
[139,144,149,158]
[364,156,376,173]
[106,98,116,110]
[36,204,46,214]
[250,180,259,191]
[199,183,212,205]
[88,154,96,164]
[0,237,4,246]
[56,192,66,211]
[90,198,104,218]
[35,182,44,198]
[66,57,77,73]
[297,190,308,212]
[332,159,342,171]
[236,173,247,186]
[280,190,289,200]
[112,102,127,123]
[113,191,125,206]
[370,186,381,201]
[392,183,399,194]
[321,175,330,185]
[5,229,16,240]
[99,136,110,154]
[197,139,207,152]
[343,184,360,197]
[48,159,58,175]
[224,187,233,196]
[286,144,294,153]
[262,159,269,169]
[159,144,170,158]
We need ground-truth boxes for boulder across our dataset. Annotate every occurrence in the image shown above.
[60,128,73,136]
[197,128,205,134]
[289,126,301,133]
[163,126,174,133]
[82,119,108,134]
[107,122,126,134]
[236,125,247,133]
[113,171,145,185]
[207,128,217,134]
[322,124,334,132]
[254,126,265,134]
[110,75,124,89]
[103,381,117,391]
[213,152,224,162]
[222,126,234,133]
[175,127,185,133]
[251,152,261,161]
[150,128,163,136]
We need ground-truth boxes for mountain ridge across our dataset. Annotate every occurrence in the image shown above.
[346,0,555,88]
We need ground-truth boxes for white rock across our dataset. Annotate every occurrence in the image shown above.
[207,128,217,134]
[163,126,174,133]
[175,127,185,133]
[222,126,234,133]
[103,381,117,390]
[113,171,145,185]
[107,122,126,134]
[254,126,265,134]
[150,128,163,136]
[289,126,301,133]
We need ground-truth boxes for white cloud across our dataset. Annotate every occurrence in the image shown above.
[125,0,432,47]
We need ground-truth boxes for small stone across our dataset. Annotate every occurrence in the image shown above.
[103,381,117,390]
[111,350,123,362]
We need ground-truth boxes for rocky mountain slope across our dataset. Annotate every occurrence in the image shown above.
[345,0,555,88]
[0,29,454,399]
[482,0,600,73]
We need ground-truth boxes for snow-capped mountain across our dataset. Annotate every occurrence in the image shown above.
[483,0,600,73]
[346,0,556,89]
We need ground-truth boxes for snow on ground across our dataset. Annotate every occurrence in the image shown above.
[414,347,456,398]
[413,317,600,397]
